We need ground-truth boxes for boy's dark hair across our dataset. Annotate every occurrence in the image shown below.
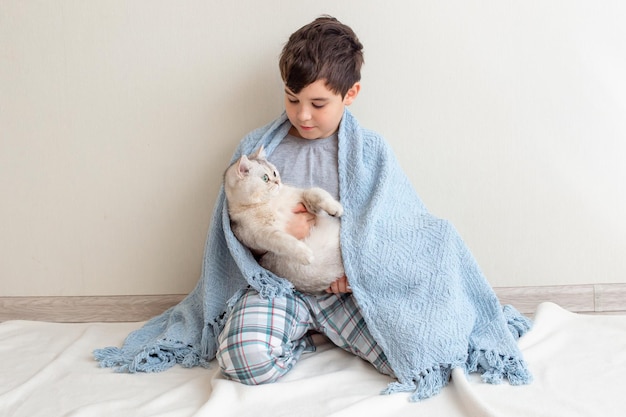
[279,16,364,97]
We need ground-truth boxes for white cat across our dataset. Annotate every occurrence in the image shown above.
[224,146,344,293]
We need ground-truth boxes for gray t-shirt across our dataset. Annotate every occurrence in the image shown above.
[269,132,339,200]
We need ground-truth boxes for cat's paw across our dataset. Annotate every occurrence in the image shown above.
[325,200,343,217]
[294,243,314,265]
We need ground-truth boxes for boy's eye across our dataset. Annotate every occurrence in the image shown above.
[312,103,325,109]
[262,174,270,183]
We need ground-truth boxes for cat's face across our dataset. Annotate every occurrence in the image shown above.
[224,147,282,204]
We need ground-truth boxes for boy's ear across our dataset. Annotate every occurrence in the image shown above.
[343,82,361,105]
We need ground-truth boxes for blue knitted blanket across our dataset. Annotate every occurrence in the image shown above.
[94,109,532,401]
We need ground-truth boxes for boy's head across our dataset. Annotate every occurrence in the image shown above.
[279,16,364,98]
[280,16,363,140]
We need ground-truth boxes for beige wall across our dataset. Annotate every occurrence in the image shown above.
[1,1,625,296]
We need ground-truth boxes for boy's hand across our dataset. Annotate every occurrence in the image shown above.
[287,204,350,294]
[286,203,316,240]
[326,275,352,294]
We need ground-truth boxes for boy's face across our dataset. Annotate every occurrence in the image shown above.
[284,79,360,140]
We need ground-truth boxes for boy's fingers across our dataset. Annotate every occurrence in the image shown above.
[292,203,308,213]
[326,276,351,294]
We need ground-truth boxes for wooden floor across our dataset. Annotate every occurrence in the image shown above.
[1,283,625,323]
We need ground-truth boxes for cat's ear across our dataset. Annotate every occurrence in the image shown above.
[236,155,252,178]
[250,145,266,160]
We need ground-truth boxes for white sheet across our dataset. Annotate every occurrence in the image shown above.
[1,302,625,417]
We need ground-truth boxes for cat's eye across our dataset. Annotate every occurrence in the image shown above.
[262,174,270,183]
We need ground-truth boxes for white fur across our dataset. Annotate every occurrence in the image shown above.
[224,147,344,293]
[260,204,344,293]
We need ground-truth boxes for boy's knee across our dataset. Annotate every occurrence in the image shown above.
[215,290,310,385]
[216,339,292,385]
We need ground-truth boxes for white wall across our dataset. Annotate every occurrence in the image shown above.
[1,1,624,296]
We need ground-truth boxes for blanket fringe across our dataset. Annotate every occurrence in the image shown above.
[503,304,533,339]
[94,289,253,373]
[249,271,293,298]
[381,381,415,395]
[467,348,532,385]
[93,338,203,373]
[411,366,452,402]
[382,347,531,402]
[460,304,533,385]
[93,347,135,372]
[382,365,452,402]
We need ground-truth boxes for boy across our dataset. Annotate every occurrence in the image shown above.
[216,16,395,384]
[96,15,531,402]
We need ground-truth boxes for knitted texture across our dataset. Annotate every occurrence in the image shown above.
[94,109,532,401]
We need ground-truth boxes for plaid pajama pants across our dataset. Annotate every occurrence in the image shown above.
[216,289,394,385]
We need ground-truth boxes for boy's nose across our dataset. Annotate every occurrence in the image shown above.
[297,107,312,121]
